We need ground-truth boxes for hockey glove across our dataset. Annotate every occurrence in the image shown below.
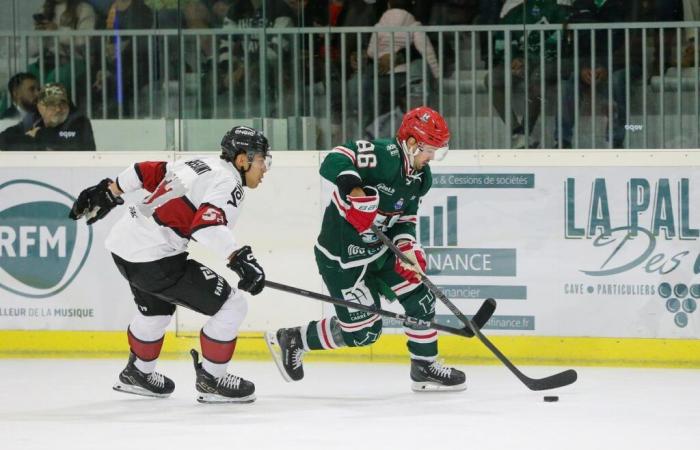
[68,178,124,225]
[394,240,427,284]
[227,245,265,296]
[345,186,379,234]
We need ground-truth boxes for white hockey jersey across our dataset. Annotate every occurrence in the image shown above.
[105,157,245,263]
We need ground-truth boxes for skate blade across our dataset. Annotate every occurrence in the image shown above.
[113,381,171,398]
[264,331,293,383]
[196,392,256,404]
[411,381,467,393]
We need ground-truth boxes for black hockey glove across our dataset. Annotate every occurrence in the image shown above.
[68,178,124,225]
[227,245,265,295]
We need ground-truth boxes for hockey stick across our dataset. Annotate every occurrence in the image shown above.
[371,225,578,391]
[265,280,495,339]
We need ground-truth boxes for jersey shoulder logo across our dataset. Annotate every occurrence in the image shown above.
[184,160,212,175]
[201,207,225,224]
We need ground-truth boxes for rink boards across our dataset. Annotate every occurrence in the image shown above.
[1,150,699,367]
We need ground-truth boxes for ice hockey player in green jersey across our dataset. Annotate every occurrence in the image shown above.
[266,106,466,392]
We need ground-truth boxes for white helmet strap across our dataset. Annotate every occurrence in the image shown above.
[399,139,418,174]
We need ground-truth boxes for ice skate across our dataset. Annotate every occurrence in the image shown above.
[113,352,175,398]
[190,349,255,403]
[410,359,466,392]
[265,327,305,382]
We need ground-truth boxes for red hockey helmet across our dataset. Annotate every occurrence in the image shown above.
[396,106,450,161]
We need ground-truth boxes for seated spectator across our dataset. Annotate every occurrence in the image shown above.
[556,0,634,149]
[680,0,699,66]
[28,0,96,101]
[0,83,95,151]
[1,73,40,121]
[201,39,256,118]
[201,0,235,28]
[269,0,328,27]
[93,0,154,117]
[364,78,422,140]
[487,0,572,149]
[651,0,684,74]
[349,0,440,125]
[335,0,384,71]
[426,0,478,77]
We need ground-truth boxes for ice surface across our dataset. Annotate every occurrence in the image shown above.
[0,359,697,450]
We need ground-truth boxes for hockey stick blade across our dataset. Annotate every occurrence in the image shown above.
[371,225,578,391]
[462,297,496,337]
[470,325,578,391]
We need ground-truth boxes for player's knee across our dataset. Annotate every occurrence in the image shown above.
[224,290,248,320]
[130,313,172,340]
[210,290,247,327]
[401,289,436,321]
[343,321,383,347]
[202,290,248,341]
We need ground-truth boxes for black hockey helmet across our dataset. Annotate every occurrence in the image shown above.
[220,125,271,169]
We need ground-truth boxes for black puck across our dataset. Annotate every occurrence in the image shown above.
[543,396,559,402]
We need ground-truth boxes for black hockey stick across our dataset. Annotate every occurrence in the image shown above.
[371,225,578,391]
[265,280,495,339]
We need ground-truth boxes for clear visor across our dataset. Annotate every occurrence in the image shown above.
[419,144,449,161]
[250,153,272,170]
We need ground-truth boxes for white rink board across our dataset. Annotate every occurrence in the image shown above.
[420,167,700,338]
[0,151,699,339]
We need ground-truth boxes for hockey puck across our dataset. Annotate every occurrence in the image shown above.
[543,396,559,402]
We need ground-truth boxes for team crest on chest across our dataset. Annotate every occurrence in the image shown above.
[394,198,404,210]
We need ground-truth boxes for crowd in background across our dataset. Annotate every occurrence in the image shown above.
[1,0,699,150]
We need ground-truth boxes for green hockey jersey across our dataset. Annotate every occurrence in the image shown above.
[315,138,432,268]
[494,0,573,63]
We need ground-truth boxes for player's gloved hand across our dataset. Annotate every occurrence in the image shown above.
[345,186,379,233]
[68,178,124,225]
[394,240,427,284]
[227,245,265,295]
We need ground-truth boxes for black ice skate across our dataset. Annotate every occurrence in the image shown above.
[190,349,256,403]
[410,359,466,392]
[265,327,305,382]
[113,352,175,398]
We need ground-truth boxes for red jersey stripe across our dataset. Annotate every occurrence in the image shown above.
[152,197,197,238]
[134,161,167,193]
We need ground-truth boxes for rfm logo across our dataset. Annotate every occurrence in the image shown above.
[0,180,92,298]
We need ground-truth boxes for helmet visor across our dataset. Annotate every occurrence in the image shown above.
[419,144,449,161]
[250,153,272,171]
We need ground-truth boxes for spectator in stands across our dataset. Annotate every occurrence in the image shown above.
[0,83,95,151]
[681,0,699,66]
[427,0,478,77]
[201,38,257,118]
[93,0,154,117]
[557,0,631,149]
[335,0,384,70]
[1,73,40,121]
[477,0,504,65]
[488,0,572,149]
[210,0,270,117]
[348,0,440,126]
[202,0,236,28]
[269,0,328,27]
[28,0,97,101]
[364,78,422,140]
[647,0,684,75]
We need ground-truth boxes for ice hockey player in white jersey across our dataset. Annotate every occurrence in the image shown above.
[68,126,271,403]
